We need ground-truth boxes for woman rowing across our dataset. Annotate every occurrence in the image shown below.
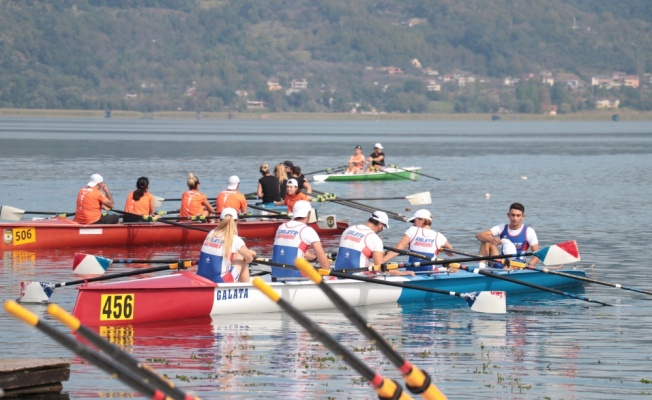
[197,208,256,283]
[180,173,215,219]
[123,176,155,222]
[274,179,309,214]
[346,145,366,174]
[74,173,119,224]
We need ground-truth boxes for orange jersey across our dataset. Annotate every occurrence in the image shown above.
[349,153,365,168]
[74,187,107,224]
[124,191,154,216]
[284,192,309,213]
[180,190,208,217]
[216,190,247,213]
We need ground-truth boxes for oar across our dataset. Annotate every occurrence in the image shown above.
[303,165,348,176]
[251,278,412,400]
[295,258,448,399]
[111,209,213,233]
[313,191,431,205]
[4,301,172,400]
[385,243,613,306]
[247,203,287,215]
[73,253,197,275]
[252,258,506,314]
[47,304,195,400]
[311,189,408,222]
[0,205,74,221]
[19,262,194,303]
[389,165,442,181]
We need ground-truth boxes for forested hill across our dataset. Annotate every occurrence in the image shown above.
[1,0,651,113]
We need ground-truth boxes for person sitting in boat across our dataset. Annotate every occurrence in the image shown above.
[366,143,386,172]
[271,200,331,279]
[290,165,312,194]
[180,173,215,219]
[274,179,308,214]
[74,173,119,224]
[275,162,289,199]
[197,208,256,283]
[334,211,414,276]
[123,176,155,223]
[346,145,366,174]
[216,175,247,215]
[257,163,281,205]
[382,209,454,273]
[475,202,540,269]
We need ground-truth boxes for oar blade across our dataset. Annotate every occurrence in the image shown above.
[406,191,431,205]
[153,196,165,208]
[73,253,113,275]
[0,205,26,221]
[18,281,53,304]
[534,240,581,265]
[462,291,507,314]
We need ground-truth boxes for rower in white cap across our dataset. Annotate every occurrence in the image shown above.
[366,143,386,172]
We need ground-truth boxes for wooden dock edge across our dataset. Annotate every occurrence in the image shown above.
[0,358,70,397]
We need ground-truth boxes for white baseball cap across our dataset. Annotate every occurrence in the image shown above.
[371,211,389,229]
[227,175,240,190]
[408,209,432,222]
[87,174,103,187]
[286,178,298,187]
[220,207,238,220]
[374,143,383,149]
[292,200,312,218]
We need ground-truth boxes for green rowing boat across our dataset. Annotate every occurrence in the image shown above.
[313,167,421,182]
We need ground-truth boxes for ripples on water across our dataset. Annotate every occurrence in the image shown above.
[1,118,651,399]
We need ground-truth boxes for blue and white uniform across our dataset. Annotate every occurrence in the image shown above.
[403,226,448,272]
[272,221,321,278]
[334,225,383,270]
[489,224,538,263]
[197,231,246,283]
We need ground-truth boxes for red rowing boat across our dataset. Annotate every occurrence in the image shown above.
[1,216,347,250]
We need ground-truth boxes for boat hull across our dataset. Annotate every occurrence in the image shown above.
[313,167,421,182]
[1,216,347,250]
[72,269,586,326]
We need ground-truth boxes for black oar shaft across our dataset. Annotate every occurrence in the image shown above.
[391,165,442,181]
[57,263,185,288]
[311,189,407,221]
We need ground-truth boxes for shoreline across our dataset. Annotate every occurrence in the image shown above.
[1,108,651,121]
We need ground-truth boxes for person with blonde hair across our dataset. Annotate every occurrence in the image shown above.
[257,163,281,205]
[197,208,256,283]
[275,162,289,199]
[123,176,156,222]
[180,173,215,218]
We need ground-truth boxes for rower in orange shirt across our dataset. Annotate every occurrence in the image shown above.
[216,175,248,215]
[275,179,308,214]
[74,173,119,224]
[180,173,215,218]
[124,176,155,222]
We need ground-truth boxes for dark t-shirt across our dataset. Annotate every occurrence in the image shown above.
[369,151,385,167]
[258,175,281,203]
[293,174,307,192]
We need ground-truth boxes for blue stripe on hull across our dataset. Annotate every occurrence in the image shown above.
[397,269,586,303]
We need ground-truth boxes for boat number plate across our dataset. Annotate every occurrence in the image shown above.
[100,294,135,321]
[6,227,36,246]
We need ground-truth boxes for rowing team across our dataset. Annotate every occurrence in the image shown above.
[346,143,385,174]
[73,162,312,225]
[197,200,540,283]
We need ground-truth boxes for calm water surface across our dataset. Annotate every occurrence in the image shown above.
[1,117,651,399]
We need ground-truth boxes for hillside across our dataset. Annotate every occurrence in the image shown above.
[0,0,650,114]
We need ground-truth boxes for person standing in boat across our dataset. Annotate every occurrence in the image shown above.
[475,202,540,268]
[216,175,247,215]
[382,209,454,272]
[366,143,386,172]
[197,208,256,283]
[257,163,281,205]
[270,200,331,278]
[74,173,119,224]
[180,173,215,219]
[275,163,289,199]
[290,165,312,194]
[123,176,155,222]
[274,179,308,214]
[334,211,414,276]
[345,145,366,174]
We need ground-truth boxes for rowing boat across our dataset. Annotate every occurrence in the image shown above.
[70,268,585,326]
[1,215,347,250]
[313,167,421,182]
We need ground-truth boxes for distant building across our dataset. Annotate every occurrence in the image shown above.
[246,100,266,109]
[267,79,282,91]
[595,98,620,109]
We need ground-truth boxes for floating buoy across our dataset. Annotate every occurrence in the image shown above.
[484,193,492,199]
[520,176,528,180]
[405,207,411,212]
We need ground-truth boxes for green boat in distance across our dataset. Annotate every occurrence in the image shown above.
[313,166,421,182]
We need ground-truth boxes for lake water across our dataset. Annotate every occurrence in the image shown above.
[1,117,651,399]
